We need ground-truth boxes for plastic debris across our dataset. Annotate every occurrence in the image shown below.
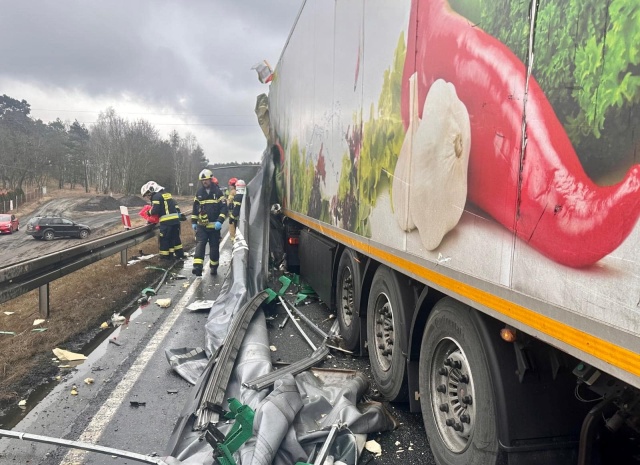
[3,312,14,315]
[18,400,26,407]
[31,328,48,333]
[365,440,382,457]
[0,331,16,336]
[70,385,78,396]
[111,313,126,326]
[100,322,109,329]
[33,319,45,326]
[186,300,215,311]
[269,345,277,352]
[156,298,172,308]
[141,287,156,297]
[84,378,94,385]
[52,348,87,362]
[130,401,146,407]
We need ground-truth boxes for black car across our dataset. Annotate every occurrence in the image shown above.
[25,216,91,241]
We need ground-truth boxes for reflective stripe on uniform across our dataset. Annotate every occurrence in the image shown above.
[193,258,204,265]
[160,213,180,222]
[209,260,219,266]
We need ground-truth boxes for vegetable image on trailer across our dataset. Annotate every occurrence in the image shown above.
[267,0,640,463]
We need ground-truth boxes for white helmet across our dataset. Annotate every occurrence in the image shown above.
[140,181,163,197]
[235,179,246,195]
[198,169,214,181]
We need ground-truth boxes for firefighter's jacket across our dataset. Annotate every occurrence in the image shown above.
[230,191,244,220]
[149,190,181,225]
[192,184,228,228]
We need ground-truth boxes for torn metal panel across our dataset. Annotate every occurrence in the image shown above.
[243,345,330,391]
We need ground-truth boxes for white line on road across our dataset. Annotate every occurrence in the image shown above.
[60,275,203,465]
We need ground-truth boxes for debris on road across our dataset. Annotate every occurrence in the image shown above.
[186,300,215,311]
[52,348,87,362]
[156,298,171,308]
[0,331,16,336]
[365,439,382,457]
[130,401,146,407]
[84,378,94,385]
[33,319,45,326]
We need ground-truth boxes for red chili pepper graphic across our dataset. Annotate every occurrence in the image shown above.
[401,0,640,267]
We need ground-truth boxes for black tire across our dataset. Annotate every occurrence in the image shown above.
[366,265,410,401]
[419,298,499,465]
[43,230,55,241]
[336,249,362,351]
[79,229,89,239]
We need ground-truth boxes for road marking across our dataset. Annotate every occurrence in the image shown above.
[60,276,203,464]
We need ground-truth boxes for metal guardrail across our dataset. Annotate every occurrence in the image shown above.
[0,225,157,316]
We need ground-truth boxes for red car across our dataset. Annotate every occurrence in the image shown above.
[0,214,19,234]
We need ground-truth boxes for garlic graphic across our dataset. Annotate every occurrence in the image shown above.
[410,79,470,250]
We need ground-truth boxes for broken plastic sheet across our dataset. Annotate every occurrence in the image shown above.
[165,150,396,464]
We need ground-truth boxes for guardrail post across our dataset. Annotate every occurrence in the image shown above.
[39,283,50,318]
[120,249,128,267]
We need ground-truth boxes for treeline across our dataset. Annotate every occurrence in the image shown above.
[0,94,210,196]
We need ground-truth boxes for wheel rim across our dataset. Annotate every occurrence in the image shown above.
[80,230,88,238]
[45,231,54,240]
[372,292,394,372]
[430,337,476,453]
[338,265,355,327]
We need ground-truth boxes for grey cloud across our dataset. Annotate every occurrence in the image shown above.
[0,0,301,159]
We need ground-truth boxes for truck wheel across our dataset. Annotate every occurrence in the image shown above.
[367,266,409,401]
[336,249,361,351]
[419,298,499,465]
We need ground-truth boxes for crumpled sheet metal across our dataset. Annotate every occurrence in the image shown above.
[165,151,396,464]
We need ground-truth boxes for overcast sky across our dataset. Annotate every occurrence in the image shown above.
[0,0,302,164]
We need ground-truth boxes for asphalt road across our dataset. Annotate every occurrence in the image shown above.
[0,198,126,267]
[0,226,435,465]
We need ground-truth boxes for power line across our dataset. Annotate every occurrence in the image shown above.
[31,108,256,118]
[72,122,257,127]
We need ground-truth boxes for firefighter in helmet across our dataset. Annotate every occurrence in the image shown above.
[227,177,238,240]
[228,178,245,241]
[191,169,227,276]
[140,181,184,260]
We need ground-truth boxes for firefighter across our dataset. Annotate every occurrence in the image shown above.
[227,177,238,240]
[229,179,245,241]
[141,181,184,260]
[191,169,228,276]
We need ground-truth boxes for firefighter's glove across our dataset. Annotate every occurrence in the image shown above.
[214,221,222,230]
[192,224,198,232]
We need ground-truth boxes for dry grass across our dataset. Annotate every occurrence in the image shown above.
[0,219,195,403]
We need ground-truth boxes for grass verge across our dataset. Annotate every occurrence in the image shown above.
[0,220,195,405]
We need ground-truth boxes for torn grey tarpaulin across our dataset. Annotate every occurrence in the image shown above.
[164,149,396,465]
[164,348,208,386]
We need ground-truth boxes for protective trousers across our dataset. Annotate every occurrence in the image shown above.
[159,223,184,259]
[193,227,220,273]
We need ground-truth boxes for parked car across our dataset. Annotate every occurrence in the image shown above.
[0,214,19,234]
[25,216,91,241]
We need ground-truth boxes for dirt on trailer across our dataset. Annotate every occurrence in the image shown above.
[0,190,196,415]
